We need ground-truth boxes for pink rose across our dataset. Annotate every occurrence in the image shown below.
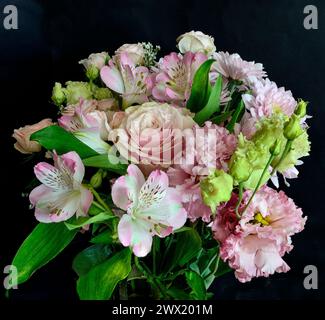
[108,102,195,171]
[115,43,145,65]
[13,119,54,154]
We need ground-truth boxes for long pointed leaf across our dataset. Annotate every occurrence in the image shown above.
[11,223,77,286]
[186,59,215,112]
[83,154,127,175]
[77,248,131,300]
[194,76,223,125]
[31,125,98,159]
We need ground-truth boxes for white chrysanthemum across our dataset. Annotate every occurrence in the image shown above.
[211,51,266,84]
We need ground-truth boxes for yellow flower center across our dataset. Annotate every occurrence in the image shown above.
[254,212,271,226]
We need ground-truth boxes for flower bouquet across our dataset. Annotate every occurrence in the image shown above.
[11,31,310,300]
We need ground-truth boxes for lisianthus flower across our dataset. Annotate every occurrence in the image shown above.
[29,151,93,223]
[242,78,296,120]
[152,52,207,105]
[211,51,266,84]
[221,233,290,283]
[216,186,306,282]
[58,99,110,154]
[100,52,152,108]
[112,164,187,257]
[211,193,240,242]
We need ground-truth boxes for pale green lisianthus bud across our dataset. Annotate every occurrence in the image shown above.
[295,99,308,118]
[269,139,282,156]
[65,81,93,105]
[284,114,304,141]
[273,131,310,173]
[200,170,233,213]
[79,52,109,80]
[51,82,66,106]
[90,170,103,189]
[86,65,100,80]
[93,86,113,100]
[229,156,252,183]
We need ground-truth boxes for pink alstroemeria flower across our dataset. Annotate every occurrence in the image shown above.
[58,99,110,154]
[152,52,207,105]
[29,151,93,223]
[112,165,187,257]
[100,53,152,109]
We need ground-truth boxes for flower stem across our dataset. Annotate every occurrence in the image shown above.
[235,182,244,219]
[134,256,168,299]
[242,153,275,214]
[87,184,111,212]
[160,234,174,270]
[270,139,293,176]
[153,237,157,276]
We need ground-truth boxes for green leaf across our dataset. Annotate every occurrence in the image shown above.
[90,230,116,245]
[31,125,98,159]
[186,59,215,112]
[77,248,132,300]
[165,228,202,273]
[72,244,112,277]
[172,226,193,234]
[83,154,127,175]
[226,99,245,133]
[214,258,232,278]
[194,76,223,125]
[211,110,233,125]
[88,203,106,216]
[185,270,207,300]
[11,223,77,286]
[64,211,116,230]
[167,287,190,300]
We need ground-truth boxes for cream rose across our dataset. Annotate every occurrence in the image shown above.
[177,31,216,56]
[13,119,54,154]
[108,102,195,168]
[115,43,145,65]
[79,52,108,70]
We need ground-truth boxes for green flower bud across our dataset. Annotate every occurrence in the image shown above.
[93,87,113,100]
[269,139,282,156]
[230,157,252,183]
[243,168,270,190]
[273,131,310,173]
[90,170,103,188]
[295,99,308,118]
[65,81,93,105]
[200,170,233,213]
[284,114,304,141]
[86,65,99,80]
[51,82,66,106]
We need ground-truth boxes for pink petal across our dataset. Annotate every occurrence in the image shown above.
[138,170,169,210]
[35,207,52,223]
[100,65,125,94]
[58,151,85,185]
[78,186,93,217]
[29,184,52,206]
[34,162,67,191]
[111,176,130,211]
[118,214,153,257]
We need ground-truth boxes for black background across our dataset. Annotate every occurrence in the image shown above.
[0,0,324,300]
